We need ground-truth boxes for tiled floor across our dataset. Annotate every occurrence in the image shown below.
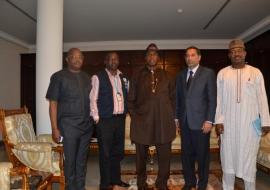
[0,145,269,189]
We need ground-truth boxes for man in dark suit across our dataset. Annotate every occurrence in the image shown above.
[175,46,217,190]
[128,46,176,190]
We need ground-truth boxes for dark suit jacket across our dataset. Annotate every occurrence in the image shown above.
[128,67,176,145]
[175,65,217,130]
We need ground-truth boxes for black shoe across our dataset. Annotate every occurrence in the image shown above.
[99,185,113,190]
[138,184,149,190]
[112,181,130,187]
[138,186,151,190]
[197,187,206,190]
[182,185,195,190]
[155,187,169,190]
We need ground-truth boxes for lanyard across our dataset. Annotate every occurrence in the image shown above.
[114,76,120,94]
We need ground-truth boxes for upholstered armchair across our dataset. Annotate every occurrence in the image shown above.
[0,107,64,190]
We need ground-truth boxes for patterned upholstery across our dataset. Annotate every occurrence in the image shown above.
[171,125,219,151]
[4,113,36,144]
[257,133,270,169]
[124,114,136,152]
[37,134,62,176]
[4,113,60,175]
[0,162,13,190]
[37,134,57,145]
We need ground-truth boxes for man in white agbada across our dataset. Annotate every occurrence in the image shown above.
[215,39,270,190]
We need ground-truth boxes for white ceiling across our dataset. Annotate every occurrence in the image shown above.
[0,0,270,46]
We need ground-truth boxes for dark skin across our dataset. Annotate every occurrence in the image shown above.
[93,52,120,125]
[145,50,159,71]
[49,48,84,143]
[104,52,119,76]
[216,47,270,137]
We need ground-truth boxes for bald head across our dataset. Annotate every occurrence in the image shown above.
[67,48,83,58]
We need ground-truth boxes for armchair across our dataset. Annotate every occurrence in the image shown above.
[0,107,64,189]
[257,133,270,174]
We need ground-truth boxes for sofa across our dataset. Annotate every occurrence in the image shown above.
[89,114,220,175]
[124,114,219,154]
[123,114,220,175]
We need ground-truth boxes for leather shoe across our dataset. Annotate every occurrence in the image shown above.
[138,186,152,190]
[197,188,206,190]
[138,184,150,190]
[112,181,130,187]
[182,185,196,190]
[99,185,113,190]
[155,187,168,190]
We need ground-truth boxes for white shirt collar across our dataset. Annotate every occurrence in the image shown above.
[188,64,200,75]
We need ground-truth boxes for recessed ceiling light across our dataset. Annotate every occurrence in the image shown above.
[177,9,183,14]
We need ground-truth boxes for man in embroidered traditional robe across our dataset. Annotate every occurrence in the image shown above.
[215,39,270,190]
[128,47,176,190]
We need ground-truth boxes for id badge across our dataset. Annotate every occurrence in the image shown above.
[116,92,122,102]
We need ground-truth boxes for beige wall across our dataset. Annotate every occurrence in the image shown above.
[0,38,29,139]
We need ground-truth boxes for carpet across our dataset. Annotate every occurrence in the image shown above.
[85,176,242,190]
[11,175,42,190]
[119,174,222,190]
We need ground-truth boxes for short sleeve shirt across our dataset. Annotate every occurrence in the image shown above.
[46,69,92,132]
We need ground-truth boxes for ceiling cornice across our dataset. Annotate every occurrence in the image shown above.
[0,30,31,49]
[237,15,270,42]
[61,39,230,51]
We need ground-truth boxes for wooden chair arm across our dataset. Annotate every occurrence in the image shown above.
[7,142,15,149]
[52,146,64,177]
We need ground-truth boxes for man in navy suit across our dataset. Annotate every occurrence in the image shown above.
[175,46,217,190]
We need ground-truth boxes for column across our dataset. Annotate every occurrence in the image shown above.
[36,0,63,134]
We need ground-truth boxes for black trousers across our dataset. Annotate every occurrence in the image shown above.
[135,143,171,189]
[181,121,210,189]
[96,115,125,188]
[62,127,93,190]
